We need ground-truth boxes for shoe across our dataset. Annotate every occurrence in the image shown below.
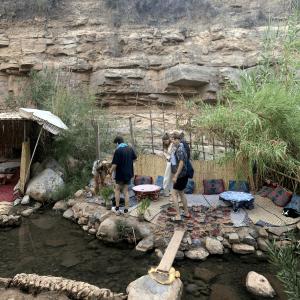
[112,206,121,216]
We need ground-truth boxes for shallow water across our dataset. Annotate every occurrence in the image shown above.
[0,210,285,299]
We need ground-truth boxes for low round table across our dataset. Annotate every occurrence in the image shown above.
[219,191,254,212]
[132,184,161,202]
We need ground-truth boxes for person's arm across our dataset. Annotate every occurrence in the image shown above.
[110,164,117,175]
[172,160,184,183]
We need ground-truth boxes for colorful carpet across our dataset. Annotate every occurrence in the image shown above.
[0,184,15,202]
[155,205,233,241]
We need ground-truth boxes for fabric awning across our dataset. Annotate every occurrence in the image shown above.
[19,108,68,135]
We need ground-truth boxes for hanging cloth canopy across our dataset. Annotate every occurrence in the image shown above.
[19,108,68,135]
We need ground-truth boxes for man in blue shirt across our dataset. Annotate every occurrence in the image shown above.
[110,136,137,215]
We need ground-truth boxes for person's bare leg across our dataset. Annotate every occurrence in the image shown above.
[115,183,121,207]
[123,184,129,213]
[179,191,189,216]
[172,189,181,220]
[94,175,100,195]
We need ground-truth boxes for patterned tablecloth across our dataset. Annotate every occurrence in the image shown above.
[132,184,161,202]
[219,191,254,212]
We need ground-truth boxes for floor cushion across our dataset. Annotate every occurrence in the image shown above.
[268,186,292,207]
[203,179,225,195]
[228,180,250,193]
[134,175,153,186]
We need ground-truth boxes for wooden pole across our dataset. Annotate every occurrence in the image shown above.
[129,117,135,149]
[96,122,101,160]
[24,126,43,188]
[149,101,154,154]
[201,135,206,160]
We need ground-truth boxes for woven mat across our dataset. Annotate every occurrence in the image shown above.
[247,195,300,226]
[0,201,12,215]
[129,197,170,221]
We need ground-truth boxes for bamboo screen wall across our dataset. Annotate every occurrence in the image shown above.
[135,155,247,193]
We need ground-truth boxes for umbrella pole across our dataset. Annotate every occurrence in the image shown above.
[24,126,43,191]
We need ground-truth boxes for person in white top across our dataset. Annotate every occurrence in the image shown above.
[162,133,175,197]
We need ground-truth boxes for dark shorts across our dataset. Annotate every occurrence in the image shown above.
[173,176,189,191]
[116,180,131,185]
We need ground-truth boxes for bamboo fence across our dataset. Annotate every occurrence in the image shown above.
[135,154,247,193]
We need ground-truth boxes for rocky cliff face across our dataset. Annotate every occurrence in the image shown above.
[0,0,293,109]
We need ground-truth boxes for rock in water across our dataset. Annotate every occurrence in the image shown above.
[127,275,183,300]
[26,168,64,202]
[246,271,276,298]
[21,195,30,205]
[205,237,224,254]
[185,247,209,260]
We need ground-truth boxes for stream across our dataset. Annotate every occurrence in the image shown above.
[0,210,286,299]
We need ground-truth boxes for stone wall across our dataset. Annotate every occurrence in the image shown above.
[0,0,293,110]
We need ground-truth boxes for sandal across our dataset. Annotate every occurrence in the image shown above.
[182,213,192,219]
[170,216,182,222]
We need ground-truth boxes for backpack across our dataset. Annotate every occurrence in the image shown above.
[186,160,194,179]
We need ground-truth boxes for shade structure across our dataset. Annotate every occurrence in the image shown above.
[19,108,68,135]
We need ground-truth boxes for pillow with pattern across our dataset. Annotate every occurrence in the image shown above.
[268,186,292,207]
[203,179,225,195]
[134,175,153,186]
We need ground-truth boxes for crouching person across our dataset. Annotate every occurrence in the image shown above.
[110,136,137,216]
[170,131,190,221]
[92,160,112,195]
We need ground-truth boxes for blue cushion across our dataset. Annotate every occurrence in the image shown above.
[284,194,300,214]
[155,176,164,189]
[184,179,195,194]
[228,180,250,193]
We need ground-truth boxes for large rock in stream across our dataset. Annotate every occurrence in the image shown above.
[127,275,183,300]
[97,215,154,243]
[26,168,64,202]
[246,271,276,298]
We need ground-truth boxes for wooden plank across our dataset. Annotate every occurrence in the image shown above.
[157,229,185,273]
[19,141,30,194]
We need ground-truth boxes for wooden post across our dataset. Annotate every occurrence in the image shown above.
[212,136,216,160]
[96,122,101,160]
[162,102,166,133]
[129,117,135,148]
[19,141,31,194]
[149,101,154,154]
[201,135,206,160]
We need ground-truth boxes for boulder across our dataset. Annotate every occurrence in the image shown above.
[31,162,44,177]
[97,215,153,243]
[241,234,256,247]
[246,271,276,298]
[42,158,65,178]
[21,208,34,217]
[52,200,67,211]
[74,189,84,198]
[21,195,30,205]
[127,275,183,300]
[185,247,209,260]
[232,244,255,254]
[257,238,269,252]
[63,208,74,220]
[165,64,216,87]
[205,237,224,254]
[26,168,64,202]
[258,227,269,238]
[228,233,239,244]
[136,235,154,252]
